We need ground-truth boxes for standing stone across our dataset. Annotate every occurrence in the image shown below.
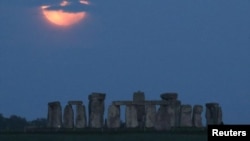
[174,101,181,127]
[160,92,181,127]
[107,104,120,128]
[192,105,203,127]
[167,104,175,127]
[133,91,145,128]
[47,105,53,127]
[63,104,74,128]
[154,105,171,131]
[88,93,106,128]
[75,104,87,128]
[180,105,192,127]
[125,105,138,128]
[145,104,156,128]
[205,103,223,125]
[47,101,62,128]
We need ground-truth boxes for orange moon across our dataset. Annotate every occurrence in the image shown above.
[41,6,87,27]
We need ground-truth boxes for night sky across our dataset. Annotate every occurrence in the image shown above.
[0,0,249,125]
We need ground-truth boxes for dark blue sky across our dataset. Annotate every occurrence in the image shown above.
[0,0,249,124]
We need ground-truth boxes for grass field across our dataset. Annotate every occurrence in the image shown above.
[0,127,208,141]
[0,133,207,141]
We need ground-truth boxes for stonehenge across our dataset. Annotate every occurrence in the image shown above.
[75,103,87,128]
[133,91,145,128]
[47,91,223,130]
[145,104,156,128]
[125,105,138,128]
[63,104,74,128]
[107,104,120,128]
[192,105,203,127]
[205,102,223,125]
[179,105,192,127]
[154,105,171,131]
[62,101,87,128]
[88,93,106,128]
[47,101,62,128]
[160,93,181,127]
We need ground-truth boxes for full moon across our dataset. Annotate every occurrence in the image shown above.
[41,0,89,27]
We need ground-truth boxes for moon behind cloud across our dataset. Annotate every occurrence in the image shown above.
[41,7,86,27]
[41,0,89,27]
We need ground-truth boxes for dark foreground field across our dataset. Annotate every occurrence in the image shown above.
[0,127,208,141]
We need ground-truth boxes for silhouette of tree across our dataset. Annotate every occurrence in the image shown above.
[0,114,29,131]
[7,115,28,131]
[28,118,47,128]
[0,114,7,130]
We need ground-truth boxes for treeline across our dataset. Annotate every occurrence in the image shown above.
[0,114,47,131]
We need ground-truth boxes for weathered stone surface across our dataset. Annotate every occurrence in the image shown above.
[192,105,203,127]
[174,101,181,127]
[107,104,120,128]
[47,101,62,128]
[160,93,181,127]
[167,104,175,127]
[154,106,171,131]
[75,104,87,128]
[47,105,53,127]
[180,105,192,127]
[145,105,156,128]
[133,91,145,128]
[125,105,138,128]
[88,93,106,128]
[160,93,178,101]
[205,103,222,125]
[167,100,181,127]
[63,104,74,128]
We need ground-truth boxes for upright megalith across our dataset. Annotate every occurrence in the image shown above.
[88,93,106,128]
[133,91,145,128]
[63,101,86,128]
[47,101,62,128]
[107,104,120,128]
[145,104,156,128]
[160,92,181,127]
[154,105,171,131]
[205,103,223,125]
[75,103,87,128]
[180,105,192,127]
[192,105,203,127]
[63,104,74,128]
[125,105,138,128]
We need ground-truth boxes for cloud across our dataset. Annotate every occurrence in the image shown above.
[42,0,90,13]
[0,0,90,12]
